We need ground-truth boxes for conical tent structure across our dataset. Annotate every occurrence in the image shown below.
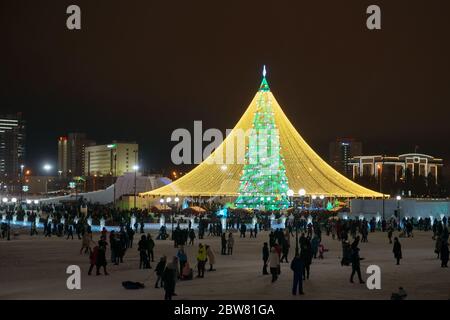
[141,69,383,200]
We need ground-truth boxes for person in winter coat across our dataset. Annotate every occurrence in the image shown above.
[80,231,92,254]
[262,242,269,275]
[88,245,99,275]
[162,258,177,300]
[181,261,194,280]
[393,237,402,265]
[147,233,155,262]
[206,245,216,271]
[138,235,150,269]
[388,226,394,244]
[177,247,188,273]
[188,229,196,245]
[269,247,280,283]
[96,237,109,276]
[350,244,364,284]
[318,243,328,259]
[440,241,449,268]
[221,233,227,255]
[311,236,320,259]
[300,239,312,280]
[154,256,166,288]
[290,253,305,295]
[435,236,442,259]
[280,238,289,263]
[196,244,207,278]
[227,233,234,255]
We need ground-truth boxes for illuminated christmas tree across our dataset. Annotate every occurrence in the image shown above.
[235,66,290,210]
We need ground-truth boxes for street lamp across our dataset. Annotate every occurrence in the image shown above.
[20,164,25,203]
[396,195,402,229]
[43,164,52,196]
[133,165,139,209]
[287,189,294,207]
[295,189,306,255]
[166,197,175,234]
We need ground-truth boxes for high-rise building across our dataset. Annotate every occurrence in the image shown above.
[84,142,138,177]
[58,133,94,177]
[0,113,26,181]
[329,138,362,177]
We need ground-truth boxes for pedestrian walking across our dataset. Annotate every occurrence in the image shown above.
[154,256,167,288]
[262,242,269,275]
[269,247,280,283]
[393,237,402,265]
[196,243,207,278]
[227,232,234,255]
[206,245,216,271]
[290,253,305,295]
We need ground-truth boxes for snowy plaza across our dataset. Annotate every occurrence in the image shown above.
[0,228,448,300]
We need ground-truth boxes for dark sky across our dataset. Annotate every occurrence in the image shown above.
[1,0,450,175]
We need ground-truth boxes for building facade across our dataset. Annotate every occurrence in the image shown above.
[0,113,26,182]
[58,133,94,177]
[84,142,138,177]
[329,138,362,177]
[350,153,443,182]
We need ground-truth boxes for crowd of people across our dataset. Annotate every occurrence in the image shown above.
[1,202,449,300]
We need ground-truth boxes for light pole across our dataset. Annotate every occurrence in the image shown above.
[396,195,402,229]
[43,164,52,197]
[113,153,117,208]
[379,156,385,220]
[287,189,294,208]
[20,164,25,203]
[2,197,10,240]
[166,197,174,234]
[296,188,306,255]
[133,164,139,209]
[175,197,180,229]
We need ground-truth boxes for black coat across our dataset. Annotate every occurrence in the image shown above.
[290,256,304,274]
[441,243,449,262]
[300,243,312,266]
[393,242,402,259]
[162,267,176,291]
[262,246,269,261]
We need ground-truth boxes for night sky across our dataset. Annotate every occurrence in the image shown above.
[1,0,450,175]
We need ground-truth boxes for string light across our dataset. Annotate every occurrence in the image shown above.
[141,71,383,199]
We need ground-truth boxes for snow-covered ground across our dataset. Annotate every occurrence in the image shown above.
[0,229,448,300]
